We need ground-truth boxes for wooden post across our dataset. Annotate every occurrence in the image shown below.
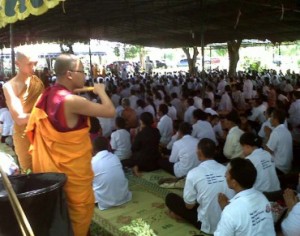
[10,24,16,76]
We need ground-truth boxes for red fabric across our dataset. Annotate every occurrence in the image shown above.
[36,84,87,132]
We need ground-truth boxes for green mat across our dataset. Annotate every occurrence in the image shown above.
[93,170,200,236]
[0,143,201,235]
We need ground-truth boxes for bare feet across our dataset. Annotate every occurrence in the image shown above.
[132,165,142,177]
[166,210,184,221]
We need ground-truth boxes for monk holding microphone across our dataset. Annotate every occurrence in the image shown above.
[26,54,115,236]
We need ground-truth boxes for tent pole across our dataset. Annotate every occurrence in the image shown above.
[10,24,16,76]
[200,0,205,72]
[89,38,93,84]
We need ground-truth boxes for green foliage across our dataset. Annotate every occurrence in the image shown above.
[113,46,120,58]
[215,48,227,57]
[119,218,157,236]
[241,56,261,72]
[125,45,144,59]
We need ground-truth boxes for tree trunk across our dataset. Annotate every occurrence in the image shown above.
[227,39,242,77]
[182,47,199,76]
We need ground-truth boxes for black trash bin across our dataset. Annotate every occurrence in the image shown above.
[0,173,74,236]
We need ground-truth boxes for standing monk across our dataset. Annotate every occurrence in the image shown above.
[3,50,44,172]
[26,54,115,236]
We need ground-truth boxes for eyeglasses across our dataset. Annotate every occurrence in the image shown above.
[69,70,85,74]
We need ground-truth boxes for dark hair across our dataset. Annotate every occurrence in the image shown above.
[193,109,208,121]
[293,90,300,99]
[137,99,145,108]
[198,138,216,159]
[272,108,286,124]
[115,117,126,129]
[159,103,169,115]
[229,158,257,189]
[178,122,192,135]
[89,117,101,134]
[266,107,275,116]
[225,110,240,124]
[93,136,109,153]
[240,132,262,147]
[203,98,212,108]
[225,85,231,92]
[140,112,153,126]
[187,97,194,106]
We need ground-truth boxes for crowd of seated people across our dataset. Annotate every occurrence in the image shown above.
[2,67,300,235]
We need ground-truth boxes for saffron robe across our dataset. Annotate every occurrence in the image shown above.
[26,86,94,236]
[13,75,44,172]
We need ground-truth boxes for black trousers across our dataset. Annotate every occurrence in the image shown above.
[165,193,201,230]
[158,158,175,176]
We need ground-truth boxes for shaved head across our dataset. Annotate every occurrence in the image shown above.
[54,54,80,77]
[16,49,38,63]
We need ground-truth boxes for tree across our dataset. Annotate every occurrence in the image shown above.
[182,46,199,75]
[125,45,140,59]
[60,42,74,54]
[215,48,227,57]
[113,46,121,58]
[227,39,242,77]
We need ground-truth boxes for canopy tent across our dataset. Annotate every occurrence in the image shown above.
[0,0,64,28]
[0,0,300,48]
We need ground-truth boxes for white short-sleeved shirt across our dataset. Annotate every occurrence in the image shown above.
[215,188,276,236]
[184,160,235,234]
[167,105,177,121]
[194,96,203,110]
[169,135,200,178]
[243,79,254,99]
[223,126,244,159]
[0,108,13,136]
[157,114,173,146]
[246,148,280,192]
[218,92,232,112]
[192,120,217,144]
[98,117,114,138]
[111,94,121,108]
[213,121,224,139]
[129,95,139,110]
[92,150,132,210]
[288,99,300,127]
[171,98,183,116]
[281,202,300,236]
[248,104,267,124]
[110,129,132,160]
[204,107,218,116]
[184,106,196,124]
[266,124,293,174]
[144,104,155,117]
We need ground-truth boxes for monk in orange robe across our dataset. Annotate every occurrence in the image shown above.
[26,54,115,236]
[3,50,44,172]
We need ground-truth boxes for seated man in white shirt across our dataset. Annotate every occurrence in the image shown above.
[215,158,275,236]
[223,110,244,160]
[240,132,280,193]
[92,137,132,210]
[165,139,234,235]
[110,117,132,160]
[192,109,217,145]
[281,177,300,236]
[264,108,293,175]
[184,98,197,125]
[157,104,173,147]
[158,122,200,178]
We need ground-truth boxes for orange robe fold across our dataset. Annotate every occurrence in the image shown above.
[26,107,94,236]
[13,75,44,172]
